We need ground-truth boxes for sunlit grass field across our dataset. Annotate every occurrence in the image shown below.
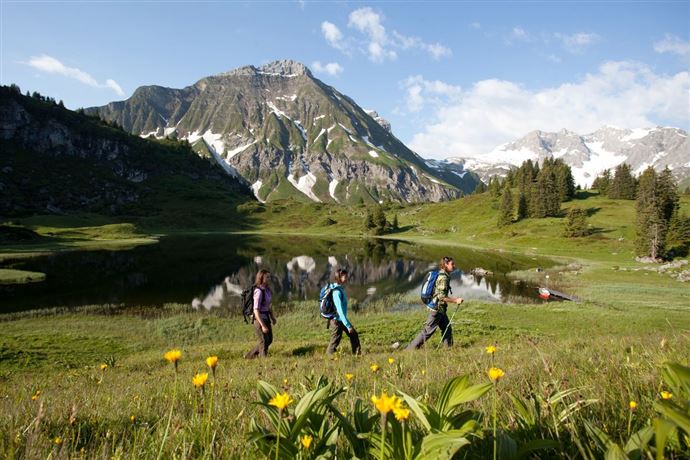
[1,291,688,458]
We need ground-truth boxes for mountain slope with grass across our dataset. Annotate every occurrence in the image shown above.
[0,85,252,229]
[87,60,466,204]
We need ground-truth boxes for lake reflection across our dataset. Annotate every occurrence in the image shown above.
[0,236,554,313]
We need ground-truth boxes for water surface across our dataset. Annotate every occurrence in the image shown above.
[0,235,555,314]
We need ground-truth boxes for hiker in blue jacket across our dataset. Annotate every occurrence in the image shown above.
[327,268,361,356]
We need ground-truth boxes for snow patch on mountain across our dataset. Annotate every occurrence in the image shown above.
[251,180,265,203]
[288,170,321,202]
[329,178,339,202]
[226,141,257,159]
[313,128,326,144]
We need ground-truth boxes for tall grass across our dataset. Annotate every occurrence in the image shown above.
[1,293,688,458]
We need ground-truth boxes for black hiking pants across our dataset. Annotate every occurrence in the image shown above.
[327,319,361,356]
[405,309,452,350]
[245,314,273,358]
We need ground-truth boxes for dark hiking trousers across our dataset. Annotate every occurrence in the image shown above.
[327,319,361,356]
[245,314,273,358]
[405,309,453,350]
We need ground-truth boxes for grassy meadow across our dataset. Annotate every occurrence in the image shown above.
[1,191,689,458]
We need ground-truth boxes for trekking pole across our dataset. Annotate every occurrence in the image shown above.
[438,302,461,347]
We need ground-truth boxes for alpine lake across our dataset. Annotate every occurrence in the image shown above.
[0,234,558,314]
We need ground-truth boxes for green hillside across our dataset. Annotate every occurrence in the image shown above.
[0,86,252,233]
[245,190,690,266]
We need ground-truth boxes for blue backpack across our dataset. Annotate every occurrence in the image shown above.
[420,270,440,309]
[319,284,341,319]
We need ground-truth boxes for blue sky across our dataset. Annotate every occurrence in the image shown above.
[2,0,688,158]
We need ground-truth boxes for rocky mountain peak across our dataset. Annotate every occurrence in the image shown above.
[221,60,312,79]
[364,110,392,133]
[259,60,312,77]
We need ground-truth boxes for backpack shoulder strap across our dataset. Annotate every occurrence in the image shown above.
[436,271,452,294]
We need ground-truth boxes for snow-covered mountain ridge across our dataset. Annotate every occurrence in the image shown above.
[443,126,689,187]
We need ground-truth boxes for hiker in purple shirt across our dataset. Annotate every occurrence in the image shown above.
[244,269,277,358]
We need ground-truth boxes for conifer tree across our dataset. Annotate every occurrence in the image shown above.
[591,169,612,195]
[563,207,589,237]
[554,160,576,201]
[392,213,399,231]
[516,186,529,221]
[656,167,679,223]
[609,163,636,199]
[666,211,690,256]
[635,167,665,259]
[498,184,514,227]
[489,176,502,198]
[372,205,387,234]
[530,167,560,218]
[473,181,487,194]
[364,209,375,232]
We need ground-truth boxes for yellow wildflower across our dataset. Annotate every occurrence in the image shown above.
[485,345,497,354]
[301,434,313,449]
[100,363,108,371]
[205,356,218,370]
[269,392,294,410]
[393,405,411,421]
[488,367,505,383]
[130,415,136,422]
[345,373,354,382]
[164,349,182,363]
[370,364,380,373]
[660,391,673,400]
[421,369,426,376]
[388,357,395,365]
[164,350,182,371]
[371,392,399,414]
[283,379,289,385]
[629,400,638,410]
[54,436,62,445]
[192,372,209,389]
[31,395,39,401]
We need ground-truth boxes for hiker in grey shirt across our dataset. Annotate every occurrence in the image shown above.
[406,256,464,350]
[244,269,277,358]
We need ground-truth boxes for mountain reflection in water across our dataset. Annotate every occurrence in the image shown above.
[0,235,554,314]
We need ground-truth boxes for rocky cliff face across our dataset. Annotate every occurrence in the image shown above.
[88,60,460,204]
[0,86,249,219]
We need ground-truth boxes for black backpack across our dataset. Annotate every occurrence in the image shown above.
[241,285,264,323]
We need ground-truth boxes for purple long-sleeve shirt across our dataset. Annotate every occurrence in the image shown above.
[253,286,272,314]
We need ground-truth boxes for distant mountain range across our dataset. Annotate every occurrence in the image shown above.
[440,126,689,187]
[88,60,479,204]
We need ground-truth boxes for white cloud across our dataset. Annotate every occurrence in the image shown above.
[401,75,462,112]
[556,32,600,53]
[322,7,451,62]
[321,21,349,54]
[27,55,125,96]
[654,34,690,56]
[348,7,394,62]
[312,61,344,76]
[512,27,528,40]
[407,61,690,159]
[470,22,481,30]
